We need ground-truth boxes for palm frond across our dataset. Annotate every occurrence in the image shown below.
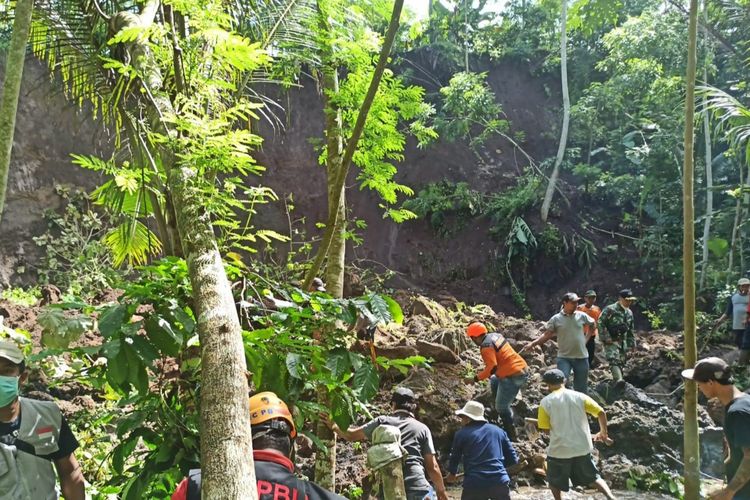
[698,85,750,152]
[105,219,163,266]
[30,0,140,133]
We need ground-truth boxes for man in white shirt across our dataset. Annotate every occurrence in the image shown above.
[537,369,615,500]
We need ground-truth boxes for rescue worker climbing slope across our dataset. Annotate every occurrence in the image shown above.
[172,391,345,500]
[598,289,636,386]
[464,322,528,440]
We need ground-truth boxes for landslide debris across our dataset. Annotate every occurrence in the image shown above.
[338,293,733,492]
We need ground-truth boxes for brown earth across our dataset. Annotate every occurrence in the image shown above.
[0,286,738,498]
[326,294,739,497]
[3,52,657,322]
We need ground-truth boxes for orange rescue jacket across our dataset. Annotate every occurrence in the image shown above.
[477,332,528,380]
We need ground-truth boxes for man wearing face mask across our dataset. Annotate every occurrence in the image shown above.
[0,340,85,499]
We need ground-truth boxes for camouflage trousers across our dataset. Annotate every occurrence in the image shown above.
[602,336,635,368]
[603,338,635,382]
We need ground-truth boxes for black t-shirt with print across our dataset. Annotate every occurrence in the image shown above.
[0,413,80,461]
[725,394,750,499]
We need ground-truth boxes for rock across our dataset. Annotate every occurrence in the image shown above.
[40,284,61,305]
[415,339,460,364]
[700,426,725,478]
[410,296,450,326]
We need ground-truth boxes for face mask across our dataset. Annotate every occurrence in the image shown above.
[0,375,19,408]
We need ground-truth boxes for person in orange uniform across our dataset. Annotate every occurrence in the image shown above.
[465,322,528,440]
[577,290,602,368]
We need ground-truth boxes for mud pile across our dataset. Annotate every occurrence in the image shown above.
[340,293,734,491]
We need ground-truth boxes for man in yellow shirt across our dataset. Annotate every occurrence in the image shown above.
[537,369,615,500]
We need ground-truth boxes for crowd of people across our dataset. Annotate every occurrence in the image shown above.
[0,279,749,499]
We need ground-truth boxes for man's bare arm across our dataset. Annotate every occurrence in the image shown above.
[727,447,750,495]
[424,453,449,500]
[520,330,555,352]
[54,454,85,500]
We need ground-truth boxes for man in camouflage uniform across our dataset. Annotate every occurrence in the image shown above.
[598,289,636,386]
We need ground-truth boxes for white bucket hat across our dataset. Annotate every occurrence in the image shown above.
[455,401,486,422]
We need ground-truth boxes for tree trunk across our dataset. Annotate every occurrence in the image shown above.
[115,3,256,496]
[742,164,750,274]
[682,0,700,498]
[378,460,407,500]
[540,0,570,223]
[698,0,713,291]
[0,0,34,223]
[319,22,346,299]
[304,0,405,290]
[727,162,747,276]
[171,167,257,499]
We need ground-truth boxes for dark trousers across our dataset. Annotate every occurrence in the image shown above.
[461,483,511,500]
[586,337,599,368]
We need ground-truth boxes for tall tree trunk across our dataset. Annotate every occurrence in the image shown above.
[540,0,570,223]
[319,36,346,299]
[116,3,256,496]
[171,167,257,499]
[698,0,713,291]
[682,0,700,498]
[313,7,344,488]
[304,0,405,290]
[0,0,34,223]
[727,162,748,275]
[742,163,750,274]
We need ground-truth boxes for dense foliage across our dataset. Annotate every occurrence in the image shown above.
[2,0,750,497]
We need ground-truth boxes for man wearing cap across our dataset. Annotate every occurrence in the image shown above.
[0,340,85,500]
[521,293,595,394]
[713,278,750,366]
[445,400,518,500]
[464,322,528,440]
[598,289,637,386]
[577,291,602,368]
[329,387,449,500]
[537,369,616,500]
[683,358,750,500]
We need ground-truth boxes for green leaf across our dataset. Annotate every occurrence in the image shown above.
[145,316,182,357]
[331,391,354,430]
[382,296,404,324]
[38,308,92,349]
[353,363,379,401]
[368,294,392,325]
[286,353,306,379]
[707,237,729,257]
[325,349,352,379]
[107,346,129,386]
[99,304,127,338]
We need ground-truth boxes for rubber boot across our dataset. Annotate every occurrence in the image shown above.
[500,411,517,441]
[610,365,623,382]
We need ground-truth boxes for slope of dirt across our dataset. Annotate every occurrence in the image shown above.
[332,293,738,496]
[0,290,738,497]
